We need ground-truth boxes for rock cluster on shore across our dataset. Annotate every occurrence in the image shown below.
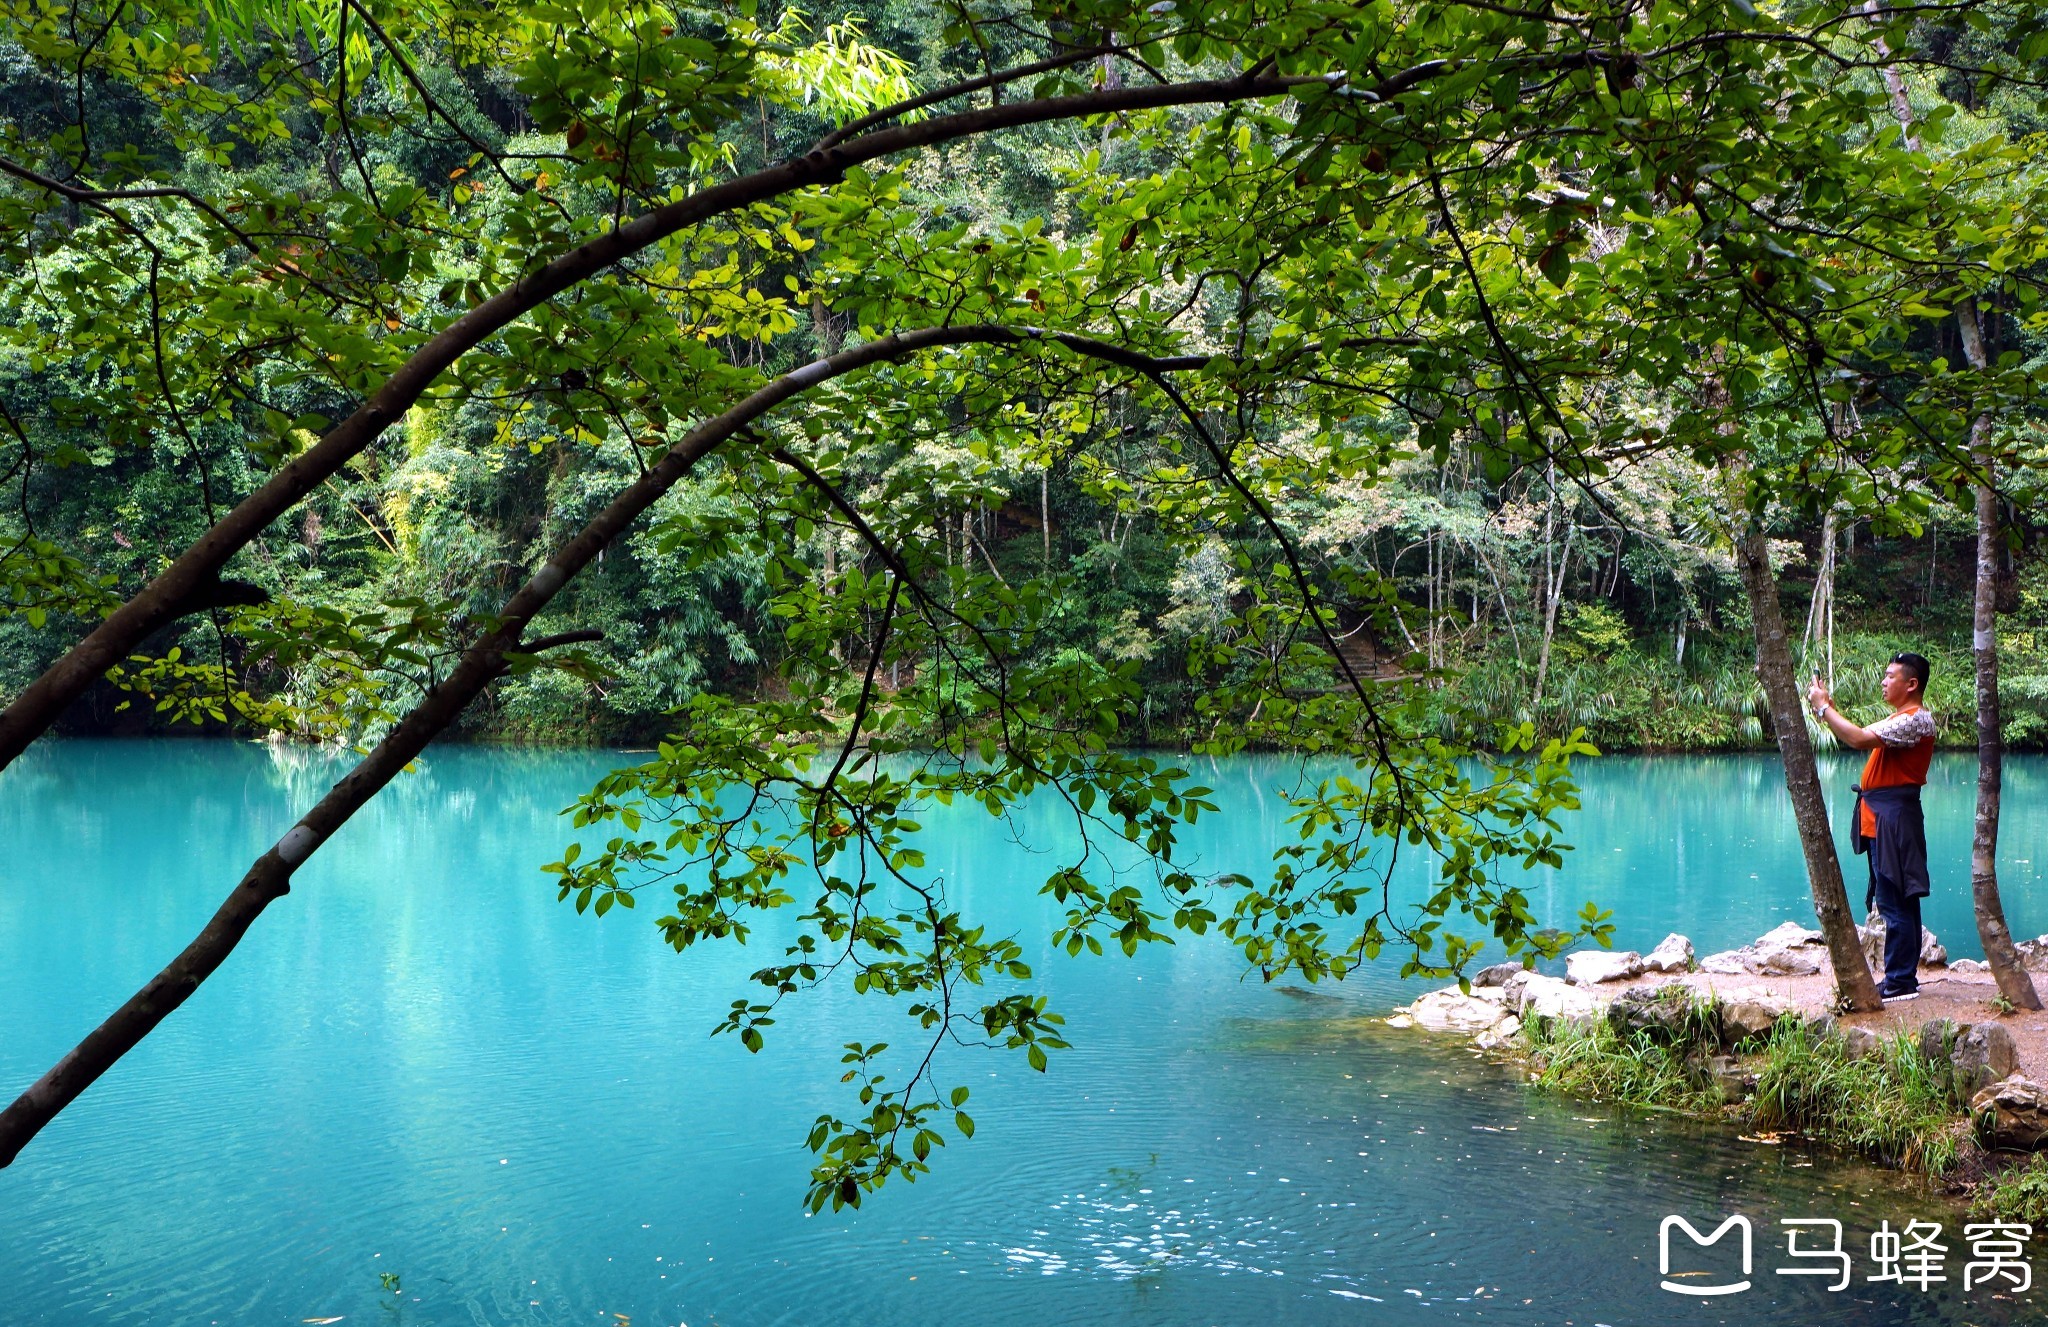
[1388,923,2048,1153]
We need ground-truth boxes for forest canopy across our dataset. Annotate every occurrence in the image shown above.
[4,0,2048,1206]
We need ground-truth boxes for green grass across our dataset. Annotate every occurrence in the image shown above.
[1974,1155,2048,1224]
[1518,1009,1972,1179]
[1744,1019,1967,1175]
[1523,1016,1722,1113]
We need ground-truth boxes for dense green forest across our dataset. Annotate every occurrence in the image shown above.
[6,0,2047,755]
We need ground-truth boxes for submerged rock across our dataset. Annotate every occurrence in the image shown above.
[1644,934,1695,973]
[1972,1076,2048,1150]
[1567,950,1645,986]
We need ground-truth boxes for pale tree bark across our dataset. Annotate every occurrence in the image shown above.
[1040,469,1052,567]
[1865,21,2039,1005]
[1956,310,2039,1007]
[1801,507,1837,687]
[1531,465,1576,707]
[1720,456,1883,1012]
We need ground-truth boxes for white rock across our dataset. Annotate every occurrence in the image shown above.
[1474,1014,1523,1051]
[1949,958,1989,975]
[1692,922,1827,977]
[1753,948,1822,976]
[1515,973,1602,1024]
[1499,967,1535,1005]
[1406,989,1514,1033]
[1383,1012,1415,1029]
[1644,934,1695,973]
[1755,921,1826,952]
[1567,950,1646,985]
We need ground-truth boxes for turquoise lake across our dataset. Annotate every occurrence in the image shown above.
[5,741,2048,1325]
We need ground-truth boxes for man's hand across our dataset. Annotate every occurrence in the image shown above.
[1810,683,1880,750]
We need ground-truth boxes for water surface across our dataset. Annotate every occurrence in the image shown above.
[2,742,2044,1325]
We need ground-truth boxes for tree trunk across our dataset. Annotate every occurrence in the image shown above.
[1532,479,1575,707]
[1722,456,1883,1012]
[1040,468,1051,568]
[1864,25,2036,1006]
[1957,306,2040,1007]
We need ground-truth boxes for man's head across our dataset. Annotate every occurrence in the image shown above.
[1883,652,1930,707]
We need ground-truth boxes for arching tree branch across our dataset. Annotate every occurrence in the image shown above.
[0,46,1599,775]
[0,320,1246,1167]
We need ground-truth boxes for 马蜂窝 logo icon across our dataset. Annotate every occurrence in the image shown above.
[1661,1214,1752,1296]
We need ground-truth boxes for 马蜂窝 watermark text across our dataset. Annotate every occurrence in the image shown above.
[1660,1214,2031,1297]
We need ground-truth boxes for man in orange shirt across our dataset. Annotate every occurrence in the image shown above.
[1807,653,1936,1002]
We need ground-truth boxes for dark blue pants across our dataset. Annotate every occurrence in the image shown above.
[1869,864,1922,994]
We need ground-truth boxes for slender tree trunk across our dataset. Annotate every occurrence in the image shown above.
[1720,455,1882,1011]
[1801,508,1837,687]
[1040,469,1051,567]
[1864,30,2036,1004]
[1427,530,1439,669]
[1957,307,2040,1007]
[810,294,844,357]
[1532,486,1575,707]
[1479,543,1522,663]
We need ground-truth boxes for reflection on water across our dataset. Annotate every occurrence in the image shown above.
[0,741,2041,1325]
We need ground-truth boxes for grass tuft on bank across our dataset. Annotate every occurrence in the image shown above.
[1522,1010,1969,1179]
[1748,1021,1969,1176]
[1523,997,1722,1113]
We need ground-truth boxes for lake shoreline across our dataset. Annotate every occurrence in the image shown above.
[1390,924,2048,1220]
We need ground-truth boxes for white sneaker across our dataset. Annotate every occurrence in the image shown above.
[1882,990,1920,1003]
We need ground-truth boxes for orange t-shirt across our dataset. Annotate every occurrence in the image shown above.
[1858,702,1934,838]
